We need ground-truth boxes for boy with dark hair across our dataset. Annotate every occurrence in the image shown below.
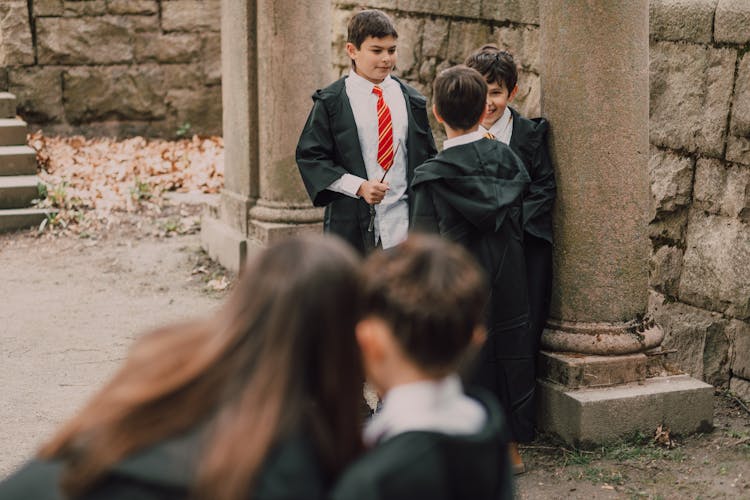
[330,235,513,500]
[466,45,556,470]
[296,9,437,254]
[411,65,531,475]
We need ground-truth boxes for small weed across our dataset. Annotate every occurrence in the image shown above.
[37,182,48,199]
[162,218,181,234]
[48,181,69,209]
[130,178,152,202]
[176,122,192,138]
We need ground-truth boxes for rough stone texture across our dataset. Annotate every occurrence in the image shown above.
[514,70,540,118]
[162,0,220,32]
[398,0,481,18]
[421,17,450,59]
[0,2,35,66]
[492,25,540,74]
[649,245,683,297]
[63,66,168,123]
[649,209,689,244]
[693,159,750,221]
[650,42,736,157]
[714,0,750,44]
[650,147,694,215]
[38,16,159,65]
[728,320,750,380]
[727,135,750,167]
[649,0,717,43]
[679,212,750,320]
[107,0,159,15]
[730,55,750,137]
[729,377,750,403]
[8,67,64,122]
[446,21,492,64]
[537,375,713,446]
[481,0,539,24]
[63,0,107,16]
[34,0,64,16]
[134,33,201,63]
[391,15,422,78]
[202,34,221,85]
[0,69,8,92]
[649,292,731,385]
[165,87,222,136]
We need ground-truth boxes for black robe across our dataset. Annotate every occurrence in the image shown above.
[329,389,513,500]
[508,108,556,442]
[0,429,326,500]
[411,138,534,443]
[296,76,437,254]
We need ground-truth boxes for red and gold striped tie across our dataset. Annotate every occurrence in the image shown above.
[373,85,394,171]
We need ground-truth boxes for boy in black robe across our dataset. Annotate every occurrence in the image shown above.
[466,45,556,469]
[330,235,513,500]
[411,65,531,474]
[296,9,437,254]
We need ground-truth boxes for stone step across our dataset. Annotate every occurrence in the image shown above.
[0,119,27,146]
[0,146,37,176]
[0,207,56,233]
[0,93,17,119]
[0,175,42,209]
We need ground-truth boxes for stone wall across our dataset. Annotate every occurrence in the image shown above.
[332,0,750,398]
[647,0,750,401]
[0,0,221,137]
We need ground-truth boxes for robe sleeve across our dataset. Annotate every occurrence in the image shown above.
[522,120,556,243]
[296,98,352,207]
[410,183,440,234]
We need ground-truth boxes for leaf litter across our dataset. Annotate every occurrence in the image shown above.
[26,132,232,293]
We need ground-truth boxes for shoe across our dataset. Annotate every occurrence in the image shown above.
[509,442,526,475]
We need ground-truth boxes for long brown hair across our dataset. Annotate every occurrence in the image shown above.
[39,235,365,499]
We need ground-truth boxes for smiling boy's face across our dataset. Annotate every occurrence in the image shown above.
[482,79,518,129]
[346,35,397,84]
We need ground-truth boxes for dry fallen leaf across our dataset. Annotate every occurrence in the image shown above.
[27,132,224,234]
[654,424,677,449]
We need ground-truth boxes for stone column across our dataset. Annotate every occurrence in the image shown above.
[536,0,712,445]
[248,0,328,244]
[202,0,329,271]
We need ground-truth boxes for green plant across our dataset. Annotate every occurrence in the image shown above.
[130,178,152,202]
[176,122,192,138]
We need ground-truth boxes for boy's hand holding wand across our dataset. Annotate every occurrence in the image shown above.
[359,142,400,233]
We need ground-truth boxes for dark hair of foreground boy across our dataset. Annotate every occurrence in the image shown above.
[37,235,365,500]
[362,235,488,372]
[432,65,488,131]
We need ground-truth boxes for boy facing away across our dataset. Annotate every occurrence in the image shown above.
[410,65,531,474]
[296,9,437,254]
[330,235,513,500]
[466,45,556,468]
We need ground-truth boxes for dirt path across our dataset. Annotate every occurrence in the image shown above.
[1,208,749,498]
[0,205,230,477]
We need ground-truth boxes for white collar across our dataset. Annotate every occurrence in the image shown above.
[482,107,513,144]
[363,374,486,446]
[347,69,394,92]
[442,130,485,151]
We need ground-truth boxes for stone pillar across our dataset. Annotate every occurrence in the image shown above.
[248,0,328,244]
[536,0,713,445]
[201,0,328,271]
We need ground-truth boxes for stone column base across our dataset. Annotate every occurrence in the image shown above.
[537,350,713,446]
[200,212,250,273]
[537,375,713,447]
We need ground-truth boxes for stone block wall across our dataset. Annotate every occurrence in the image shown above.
[648,0,750,400]
[0,0,221,137]
[331,0,750,398]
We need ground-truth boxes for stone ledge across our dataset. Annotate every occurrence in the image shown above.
[539,351,648,389]
[200,213,249,274]
[537,375,714,446]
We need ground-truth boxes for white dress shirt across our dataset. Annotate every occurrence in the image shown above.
[363,375,487,447]
[327,70,409,249]
[442,129,485,151]
[479,106,514,145]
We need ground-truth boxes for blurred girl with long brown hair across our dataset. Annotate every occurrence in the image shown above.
[0,235,365,500]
